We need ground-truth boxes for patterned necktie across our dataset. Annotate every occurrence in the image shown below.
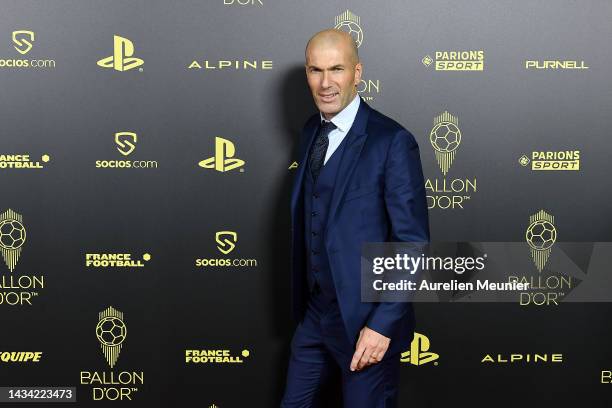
[308,121,337,181]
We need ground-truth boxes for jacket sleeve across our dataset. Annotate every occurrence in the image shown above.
[366,129,430,338]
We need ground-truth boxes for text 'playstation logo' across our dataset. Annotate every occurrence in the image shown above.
[199,137,245,172]
[216,231,237,255]
[400,332,439,366]
[115,132,137,156]
[97,35,143,72]
[12,30,35,55]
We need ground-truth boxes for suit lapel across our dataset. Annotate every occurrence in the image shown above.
[290,117,319,217]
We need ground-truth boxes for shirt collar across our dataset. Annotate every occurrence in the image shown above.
[319,94,361,132]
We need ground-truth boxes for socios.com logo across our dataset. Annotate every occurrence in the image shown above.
[97,35,143,72]
[115,132,137,156]
[12,30,35,55]
[198,137,245,172]
[400,332,439,366]
[1,30,55,69]
[216,231,237,255]
[95,131,158,169]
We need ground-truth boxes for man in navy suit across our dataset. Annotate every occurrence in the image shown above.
[281,29,429,407]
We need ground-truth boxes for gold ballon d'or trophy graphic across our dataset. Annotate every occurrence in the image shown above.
[0,209,26,272]
[526,210,557,272]
[430,111,461,176]
[96,306,127,368]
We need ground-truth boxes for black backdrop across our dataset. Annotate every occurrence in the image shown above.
[1,1,611,407]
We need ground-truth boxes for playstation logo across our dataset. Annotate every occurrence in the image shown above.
[400,333,439,366]
[199,137,245,172]
[97,35,144,72]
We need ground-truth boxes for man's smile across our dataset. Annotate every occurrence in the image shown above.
[319,92,339,103]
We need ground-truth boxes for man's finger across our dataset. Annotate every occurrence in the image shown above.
[374,347,385,362]
[350,346,366,371]
[358,346,372,370]
[368,348,383,365]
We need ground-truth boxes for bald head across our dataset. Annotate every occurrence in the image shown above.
[305,29,359,66]
[304,29,363,120]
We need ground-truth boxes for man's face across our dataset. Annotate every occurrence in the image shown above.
[305,42,362,120]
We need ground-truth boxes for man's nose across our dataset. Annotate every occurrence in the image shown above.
[321,71,330,88]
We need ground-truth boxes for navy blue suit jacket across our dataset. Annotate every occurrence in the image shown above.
[290,99,430,355]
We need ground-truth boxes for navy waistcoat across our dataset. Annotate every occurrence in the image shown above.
[303,132,350,299]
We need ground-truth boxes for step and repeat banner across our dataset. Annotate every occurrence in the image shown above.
[1,0,611,407]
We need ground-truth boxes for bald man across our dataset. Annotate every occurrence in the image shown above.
[282,30,429,407]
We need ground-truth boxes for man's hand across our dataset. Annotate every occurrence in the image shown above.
[350,326,390,371]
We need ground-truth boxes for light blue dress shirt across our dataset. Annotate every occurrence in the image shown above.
[319,94,361,165]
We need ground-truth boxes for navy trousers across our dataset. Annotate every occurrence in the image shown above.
[281,287,400,407]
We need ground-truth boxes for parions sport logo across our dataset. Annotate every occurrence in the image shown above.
[0,30,56,69]
[94,132,158,169]
[519,150,580,171]
[425,111,477,209]
[422,50,484,71]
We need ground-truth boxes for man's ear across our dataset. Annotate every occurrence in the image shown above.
[354,62,363,85]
